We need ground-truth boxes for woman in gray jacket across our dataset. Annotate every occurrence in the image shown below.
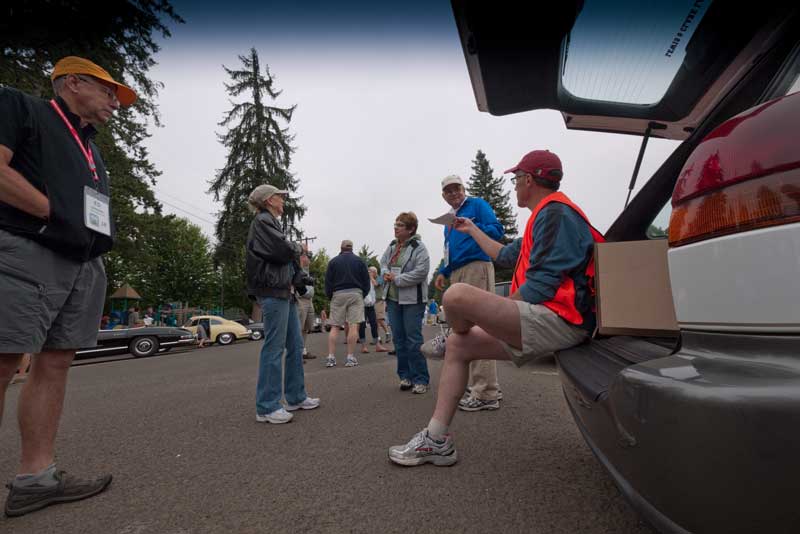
[380,212,431,393]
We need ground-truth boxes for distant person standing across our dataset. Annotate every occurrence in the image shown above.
[127,306,140,328]
[358,267,390,354]
[427,300,439,325]
[324,240,371,368]
[245,184,320,424]
[426,174,505,412]
[0,56,136,516]
[296,251,317,360]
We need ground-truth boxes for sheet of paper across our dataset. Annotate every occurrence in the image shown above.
[428,211,456,225]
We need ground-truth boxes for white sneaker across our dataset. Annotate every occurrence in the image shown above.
[345,356,359,367]
[412,383,428,394]
[256,407,293,424]
[325,356,336,367]
[286,397,321,411]
[421,335,447,359]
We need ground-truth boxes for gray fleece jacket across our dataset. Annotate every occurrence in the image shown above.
[379,234,430,306]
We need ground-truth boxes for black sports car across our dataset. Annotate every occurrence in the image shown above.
[75,326,197,359]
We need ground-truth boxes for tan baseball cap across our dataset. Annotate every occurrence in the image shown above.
[441,175,464,189]
[51,56,137,107]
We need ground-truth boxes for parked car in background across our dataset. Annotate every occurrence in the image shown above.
[183,315,252,345]
[76,326,196,359]
[452,1,800,533]
[248,322,264,341]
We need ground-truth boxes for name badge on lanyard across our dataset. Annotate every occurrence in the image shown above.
[84,186,111,236]
[49,99,111,235]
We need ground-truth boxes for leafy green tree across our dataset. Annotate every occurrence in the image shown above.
[357,244,380,270]
[105,215,217,310]
[0,1,184,294]
[467,149,517,282]
[428,258,447,303]
[308,248,331,315]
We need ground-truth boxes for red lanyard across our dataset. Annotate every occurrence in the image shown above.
[49,99,99,182]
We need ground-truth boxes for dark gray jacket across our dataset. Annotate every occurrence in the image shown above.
[246,210,302,300]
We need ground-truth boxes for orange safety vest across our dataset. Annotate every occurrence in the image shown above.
[511,192,605,325]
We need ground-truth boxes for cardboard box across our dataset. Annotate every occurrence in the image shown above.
[594,240,678,337]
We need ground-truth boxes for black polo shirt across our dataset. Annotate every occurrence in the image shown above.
[0,88,115,262]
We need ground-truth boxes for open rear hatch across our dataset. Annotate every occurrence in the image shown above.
[451,0,798,140]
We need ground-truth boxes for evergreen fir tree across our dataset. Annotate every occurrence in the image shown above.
[209,48,305,313]
[467,150,518,282]
[467,150,517,243]
[210,48,305,261]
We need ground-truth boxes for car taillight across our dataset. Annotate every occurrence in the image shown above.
[669,93,800,247]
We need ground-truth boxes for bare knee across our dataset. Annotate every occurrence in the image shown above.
[442,283,473,314]
[31,351,74,376]
[443,333,471,363]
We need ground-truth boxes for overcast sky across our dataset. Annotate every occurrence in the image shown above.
[144,1,679,267]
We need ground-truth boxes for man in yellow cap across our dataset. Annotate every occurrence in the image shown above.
[0,56,136,517]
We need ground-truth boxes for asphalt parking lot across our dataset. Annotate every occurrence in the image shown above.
[1,326,654,533]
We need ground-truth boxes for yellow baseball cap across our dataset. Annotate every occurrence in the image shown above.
[51,56,137,107]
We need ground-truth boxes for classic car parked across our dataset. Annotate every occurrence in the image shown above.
[452,2,800,533]
[75,326,196,359]
[183,315,252,345]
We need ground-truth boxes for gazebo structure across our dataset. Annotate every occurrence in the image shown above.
[109,283,142,316]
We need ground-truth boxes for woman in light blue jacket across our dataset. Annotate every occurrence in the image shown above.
[380,212,431,393]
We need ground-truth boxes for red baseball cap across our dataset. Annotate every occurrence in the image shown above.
[504,150,563,181]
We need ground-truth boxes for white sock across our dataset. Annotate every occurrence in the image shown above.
[328,354,334,359]
[347,354,354,359]
[427,418,449,441]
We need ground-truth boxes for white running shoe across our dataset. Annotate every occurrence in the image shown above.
[256,407,293,424]
[388,429,457,467]
[325,356,336,367]
[344,356,359,367]
[421,335,447,359]
[286,397,321,411]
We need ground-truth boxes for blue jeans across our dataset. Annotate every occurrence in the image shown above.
[386,300,429,385]
[256,297,307,415]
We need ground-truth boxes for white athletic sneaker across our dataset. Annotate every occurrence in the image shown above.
[256,407,293,424]
[286,397,321,411]
[325,356,336,367]
[421,335,447,359]
[388,429,458,467]
[344,356,359,367]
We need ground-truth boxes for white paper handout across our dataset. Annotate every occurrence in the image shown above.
[428,211,456,225]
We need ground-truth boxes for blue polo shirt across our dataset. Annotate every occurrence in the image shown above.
[438,197,504,278]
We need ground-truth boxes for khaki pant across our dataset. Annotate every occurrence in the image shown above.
[296,297,315,344]
[450,261,500,401]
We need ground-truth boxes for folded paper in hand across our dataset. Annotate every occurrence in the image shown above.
[428,212,456,225]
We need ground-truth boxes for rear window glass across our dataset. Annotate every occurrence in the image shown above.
[562,0,712,105]
[647,201,671,239]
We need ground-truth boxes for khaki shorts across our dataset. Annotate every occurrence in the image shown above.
[0,229,106,353]
[374,300,386,321]
[330,291,364,327]
[500,301,589,367]
[297,297,315,333]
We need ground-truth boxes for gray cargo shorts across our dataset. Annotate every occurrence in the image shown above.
[0,229,106,354]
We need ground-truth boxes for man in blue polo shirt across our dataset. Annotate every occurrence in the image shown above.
[427,175,504,412]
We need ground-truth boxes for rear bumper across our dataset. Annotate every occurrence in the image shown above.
[557,331,800,533]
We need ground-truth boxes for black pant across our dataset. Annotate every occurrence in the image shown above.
[358,305,379,343]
